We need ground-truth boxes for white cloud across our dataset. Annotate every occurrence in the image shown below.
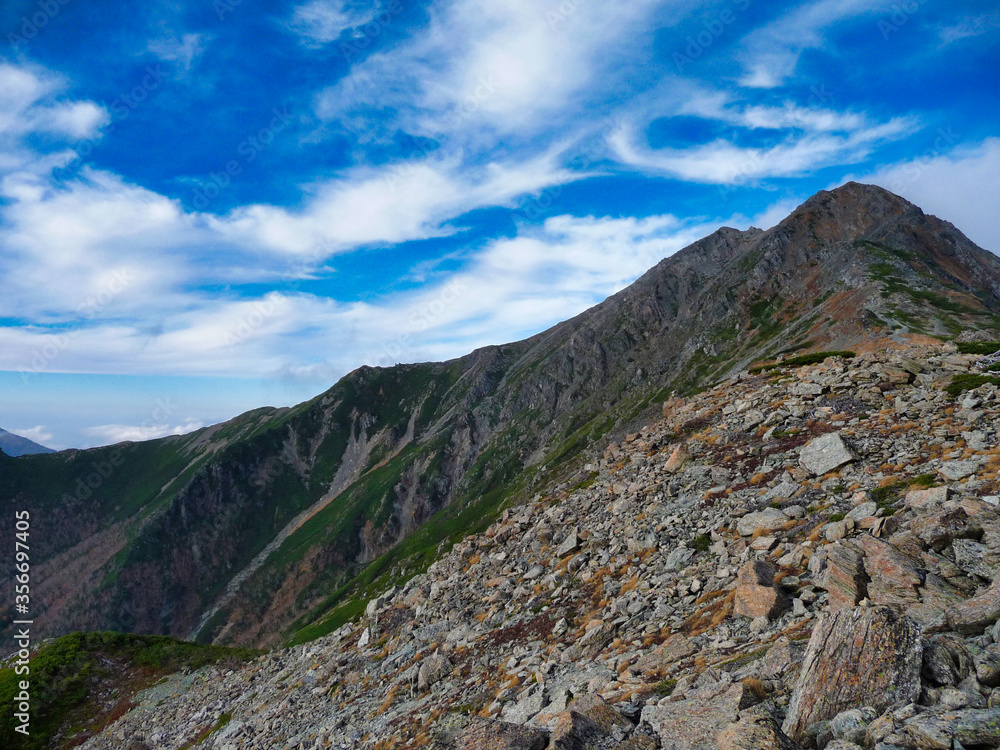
[83,419,205,444]
[609,115,916,184]
[0,63,108,140]
[938,11,1000,45]
[314,0,673,138]
[10,426,54,446]
[736,0,874,88]
[289,0,379,45]
[147,33,208,73]
[0,212,723,379]
[207,149,583,254]
[847,137,1000,255]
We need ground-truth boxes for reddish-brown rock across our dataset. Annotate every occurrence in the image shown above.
[824,542,868,612]
[664,444,689,473]
[947,577,1000,634]
[733,560,790,620]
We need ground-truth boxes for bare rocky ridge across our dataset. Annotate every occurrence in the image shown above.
[5,182,1000,651]
[77,343,1000,749]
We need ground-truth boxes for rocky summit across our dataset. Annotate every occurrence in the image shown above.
[71,341,1000,750]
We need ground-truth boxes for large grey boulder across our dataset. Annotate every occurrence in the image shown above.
[903,707,1000,749]
[799,432,855,476]
[642,681,755,749]
[736,508,789,537]
[782,606,922,743]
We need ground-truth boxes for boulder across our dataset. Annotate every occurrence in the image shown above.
[733,560,790,620]
[971,643,1000,687]
[903,707,1000,749]
[717,714,802,750]
[823,542,868,612]
[939,459,982,481]
[418,653,452,691]
[951,538,995,580]
[946,577,1000,634]
[664,444,689,473]
[736,508,789,537]
[905,487,952,510]
[854,536,922,608]
[909,507,981,552]
[557,529,581,557]
[502,688,547,724]
[549,695,632,749]
[799,433,854,476]
[456,717,549,750]
[782,606,922,743]
[641,682,755,749]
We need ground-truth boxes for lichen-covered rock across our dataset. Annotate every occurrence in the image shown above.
[548,694,632,749]
[717,714,802,750]
[903,707,1000,749]
[456,717,549,750]
[947,577,1000,634]
[736,508,788,537]
[824,542,868,612]
[641,682,755,749]
[782,607,922,743]
[418,653,453,691]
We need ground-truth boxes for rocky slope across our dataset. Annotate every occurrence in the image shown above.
[70,342,1000,750]
[4,182,1000,651]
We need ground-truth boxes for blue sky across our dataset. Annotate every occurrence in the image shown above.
[0,0,998,449]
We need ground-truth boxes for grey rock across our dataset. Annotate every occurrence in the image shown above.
[800,433,855,476]
[737,508,789,537]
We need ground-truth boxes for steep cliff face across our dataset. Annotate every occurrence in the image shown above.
[2,183,999,648]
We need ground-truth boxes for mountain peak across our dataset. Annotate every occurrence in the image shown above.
[777,181,918,241]
[0,427,55,456]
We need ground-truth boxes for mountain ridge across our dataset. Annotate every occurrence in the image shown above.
[0,427,55,457]
[3,182,1000,651]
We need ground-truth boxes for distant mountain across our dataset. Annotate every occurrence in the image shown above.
[0,427,55,457]
[3,182,1000,650]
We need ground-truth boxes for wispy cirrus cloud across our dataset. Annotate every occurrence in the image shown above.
[736,0,875,88]
[314,0,674,140]
[938,11,1000,45]
[609,96,918,185]
[288,0,385,45]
